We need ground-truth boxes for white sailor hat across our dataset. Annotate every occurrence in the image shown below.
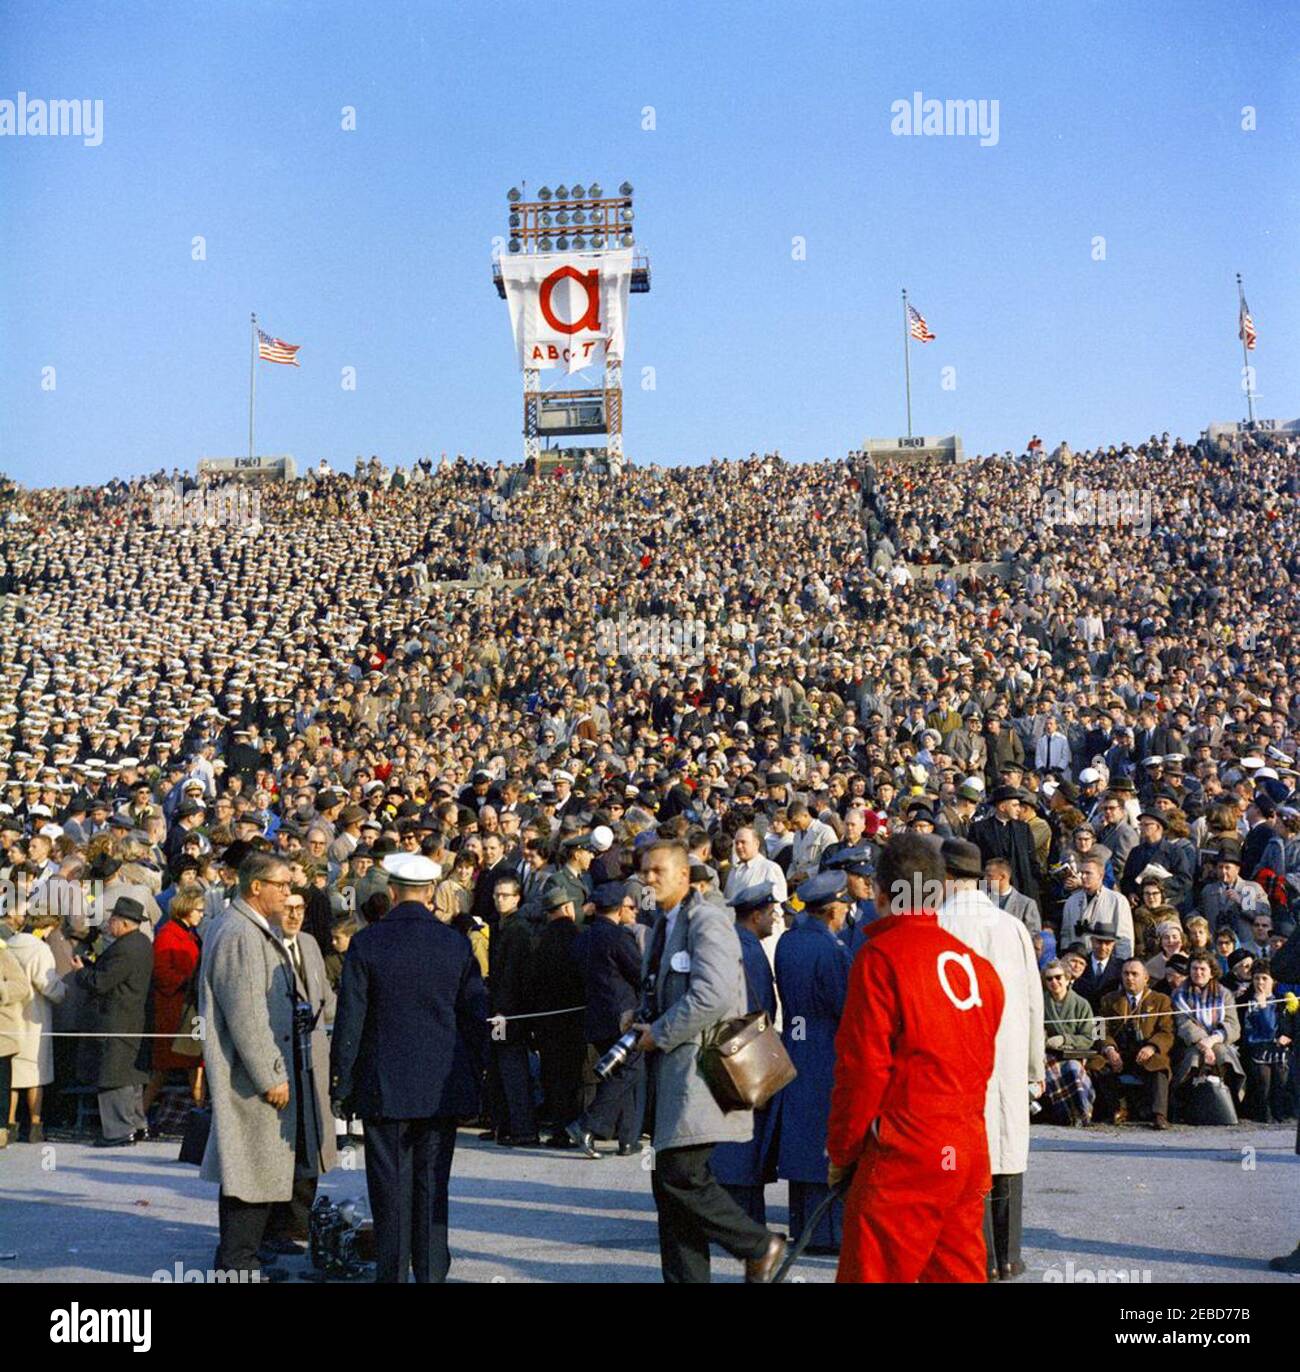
[381,853,443,886]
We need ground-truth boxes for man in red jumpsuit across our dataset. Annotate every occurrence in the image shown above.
[827,832,1005,1283]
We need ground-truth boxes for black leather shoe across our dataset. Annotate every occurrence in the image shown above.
[93,1135,136,1148]
[616,1143,636,1156]
[545,1132,577,1149]
[478,1130,498,1142]
[133,1127,151,1143]
[498,1134,542,1147]
[745,1233,787,1284]
[565,1120,600,1158]
[999,1260,1026,1280]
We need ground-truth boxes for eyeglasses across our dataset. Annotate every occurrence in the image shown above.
[1044,975,1065,982]
[262,878,293,890]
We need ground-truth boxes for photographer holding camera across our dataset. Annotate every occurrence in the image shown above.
[629,840,786,1283]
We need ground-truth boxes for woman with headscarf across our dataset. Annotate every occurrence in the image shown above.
[1144,916,1186,983]
[1171,951,1246,1120]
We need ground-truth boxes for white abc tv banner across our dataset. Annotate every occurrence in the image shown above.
[499,248,633,374]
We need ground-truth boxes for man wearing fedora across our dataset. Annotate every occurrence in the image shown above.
[71,896,153,1147]
[970,785,1041,906]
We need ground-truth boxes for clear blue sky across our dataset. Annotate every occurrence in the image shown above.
[2,0,1296,487]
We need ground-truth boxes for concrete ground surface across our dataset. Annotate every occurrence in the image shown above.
[1,1121,1296,1284]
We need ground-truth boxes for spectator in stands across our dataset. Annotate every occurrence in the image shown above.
[1240,962,1294,1123]
[1091,958,1174,1129]
[1040,960,1099,1126]
[1171,951,1246,1120]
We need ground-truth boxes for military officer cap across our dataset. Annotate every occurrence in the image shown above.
[381,852,442,886]
[823,844,876,879]
[796,870,850,910]
[730,883,778,917]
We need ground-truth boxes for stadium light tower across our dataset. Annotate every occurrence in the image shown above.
[493,180,650,469]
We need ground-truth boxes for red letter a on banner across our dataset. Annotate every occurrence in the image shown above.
[539,266,601,335]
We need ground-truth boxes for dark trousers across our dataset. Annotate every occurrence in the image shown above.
[583,1051,644,1147]
[536,1028,584,1128]
[1095,1067,1170,1122]
[485,1040,537,1139]
[788,1180,843,1252]
[364,1116,457,1283]
[723,1184,767,1227]
[216,1192,273,1274]
[0,1054,11,1122]
[982,1172,1023,1275]
[266,1174,318,1242]
[650,1144,771,1283]
[1245,1057,1292,1122]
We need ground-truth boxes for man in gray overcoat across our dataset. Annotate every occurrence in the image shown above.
[631,839,786,1283]
[262,884,337,1253]
[199,852,333,1276]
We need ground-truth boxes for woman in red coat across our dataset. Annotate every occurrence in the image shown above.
[142,890,205,1112]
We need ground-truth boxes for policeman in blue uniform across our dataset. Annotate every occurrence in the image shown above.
[567,881,644,1157]
[712,884,780,1223]
[769,870,853,1255]
[330,854,488,1283]
[822,845,879,958]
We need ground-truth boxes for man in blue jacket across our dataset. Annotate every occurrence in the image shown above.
[330,853,488,1283]
[772,870,853,1254]
[567,881,644,1157]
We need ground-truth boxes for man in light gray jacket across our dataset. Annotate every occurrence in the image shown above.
[632,839,786,1283]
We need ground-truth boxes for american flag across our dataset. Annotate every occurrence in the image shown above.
[907,303,935,342]
[1238,299,1257,352]
[257,327,301,366]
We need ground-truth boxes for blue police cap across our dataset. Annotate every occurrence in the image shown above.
[823,844,876,878]
[796,870,850,909]
[592,881,628,910]
[730,883,778,917]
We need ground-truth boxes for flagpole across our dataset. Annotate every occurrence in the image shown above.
[249,312,258,460]
[901,288,913,439]
[1236,273,1255,427]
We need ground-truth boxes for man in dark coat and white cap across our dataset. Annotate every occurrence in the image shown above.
[331,852,488,1283]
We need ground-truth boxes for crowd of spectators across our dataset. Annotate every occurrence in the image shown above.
[1,424,1299,1149]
